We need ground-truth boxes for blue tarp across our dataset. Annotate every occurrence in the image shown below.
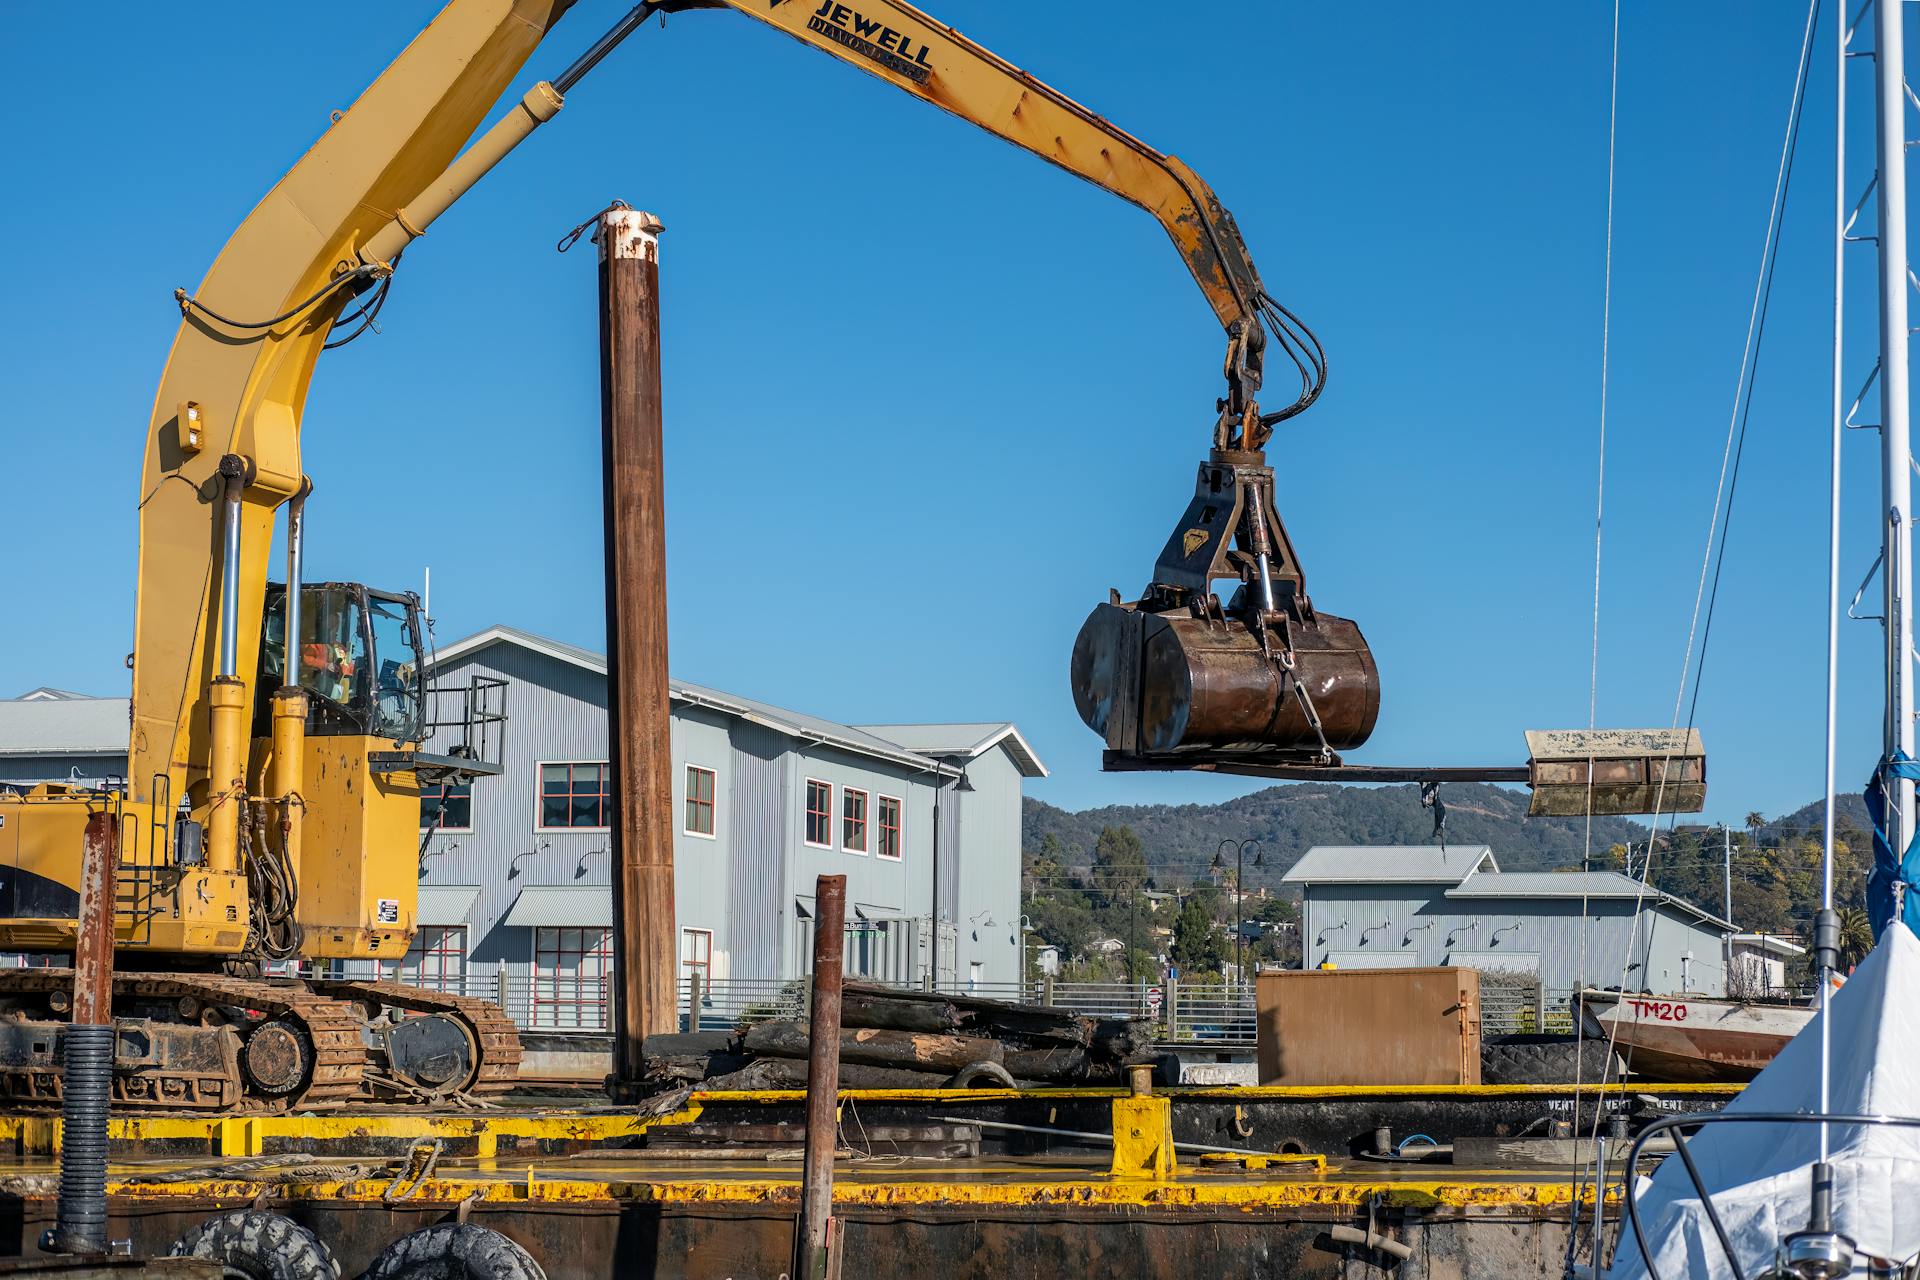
[1864,754,1920,941]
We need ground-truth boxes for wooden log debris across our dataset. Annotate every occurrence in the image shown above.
[742,1020,1004,1071]
[842,982,1096,1048]
[699,1055,958,1092]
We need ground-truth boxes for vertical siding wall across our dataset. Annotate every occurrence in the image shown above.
[423,643,1022,991]
[1299,883,1730,996]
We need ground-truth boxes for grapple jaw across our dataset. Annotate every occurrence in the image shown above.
[1072,448,1380,764]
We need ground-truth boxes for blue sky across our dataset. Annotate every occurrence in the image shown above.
[0,2,1895,820]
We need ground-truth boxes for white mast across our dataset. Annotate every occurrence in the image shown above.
[1876,0,1914,859]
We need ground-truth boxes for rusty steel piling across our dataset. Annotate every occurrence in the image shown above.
[46,810,118,1254]
[795,874,847,1280]
[596,206,678,1097]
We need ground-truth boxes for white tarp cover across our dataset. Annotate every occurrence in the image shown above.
[1609,925,1920,1278]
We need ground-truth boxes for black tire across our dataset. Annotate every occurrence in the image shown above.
[1481,1035,1617,1085]
[364,1223,546,1280]
[168,1209,339,1280]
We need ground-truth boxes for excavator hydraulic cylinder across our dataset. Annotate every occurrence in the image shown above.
[205,676,248,874]
[1072,603,1378,757]
[268,688,306,878]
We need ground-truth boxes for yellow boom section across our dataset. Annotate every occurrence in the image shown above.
[131,0,1280,834]
[130,1,576,813]
[705,0,1267,333]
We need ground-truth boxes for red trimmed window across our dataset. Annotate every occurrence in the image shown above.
[877,795,902,860]
[541,762,610,830]
[420,780,472,831]
[805,780,833,846]
[842,788,868,853]
[401,926,467,990]
[533,926,613,1029]
[685,765,716,836]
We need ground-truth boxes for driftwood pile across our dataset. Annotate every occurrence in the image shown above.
[638,982,1159,1094]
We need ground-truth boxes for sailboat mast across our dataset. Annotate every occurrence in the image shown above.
[1875,0,1914,864]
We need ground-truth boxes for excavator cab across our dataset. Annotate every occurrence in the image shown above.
[256,584,424,744]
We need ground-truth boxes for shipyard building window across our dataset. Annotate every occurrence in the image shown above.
[539,762,610,830]
[399,926,467,992]
[681,928,712,987]
[877,795,902,860]
[843,788,868,853]
[420,780,473,832]
[804,779,833,847]
[533,926,612,1029]
[684,765,716,837]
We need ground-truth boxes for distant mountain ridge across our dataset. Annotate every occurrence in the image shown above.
[1023,782,1654,890]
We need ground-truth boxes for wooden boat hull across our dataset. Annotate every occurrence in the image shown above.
[1576,991,1811,1082]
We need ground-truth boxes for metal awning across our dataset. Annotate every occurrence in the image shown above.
[417,885,482,926]
[501,886,612,929]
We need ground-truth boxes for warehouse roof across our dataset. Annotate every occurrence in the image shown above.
[853,722,1048,778]
[431,625,1042,780]
[1447,869,1735,931]
[0,693,128,758]
[1282,844,1498,885]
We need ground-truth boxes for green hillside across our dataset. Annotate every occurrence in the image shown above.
[1023,782,1651,892]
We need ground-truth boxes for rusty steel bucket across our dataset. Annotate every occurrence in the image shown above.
[1071,601,1380,756]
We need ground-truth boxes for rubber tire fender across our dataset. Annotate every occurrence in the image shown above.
[168,1209,340,1280]
[364,1223,547,1280]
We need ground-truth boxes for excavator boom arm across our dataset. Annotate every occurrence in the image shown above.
[692,0,1268,337]
[130,0,1310,838]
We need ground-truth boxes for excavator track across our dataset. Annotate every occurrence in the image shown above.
[0,969,523,1113]
[310,979,524,1097]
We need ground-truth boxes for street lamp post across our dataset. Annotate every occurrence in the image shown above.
[1212,838,1265,983]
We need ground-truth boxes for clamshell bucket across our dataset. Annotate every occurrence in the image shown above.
[1074,448,1380,763]
[1073,603,1378,755]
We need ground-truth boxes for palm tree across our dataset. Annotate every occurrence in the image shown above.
[1745,811,1767,846]
[1838,908,1875,971]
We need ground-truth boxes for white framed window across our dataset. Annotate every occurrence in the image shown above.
[803,779,833,848]
[842,787,868,854]
[681,928,713,985]
[420,780,474,833]
[684,765,716,837]
[876,795,903,860]
[399,926,467,992]
[533,926,613,1029]
[537,761,611,832]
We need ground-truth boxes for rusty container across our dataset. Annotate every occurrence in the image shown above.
[1071,602,1379,755]
[1255,966,1481,1087]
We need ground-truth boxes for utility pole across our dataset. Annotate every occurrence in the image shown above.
[1128,883,1139,988]
[1723,825,1734,992]
[598,206,677,1095]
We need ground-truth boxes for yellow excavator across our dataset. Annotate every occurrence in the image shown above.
[0,0,1375,1112]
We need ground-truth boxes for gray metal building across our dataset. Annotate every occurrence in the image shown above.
[0,633,1045,1025]
[415,626,1044,1022]
[1282,845,1736,997]
[0,689,127,790]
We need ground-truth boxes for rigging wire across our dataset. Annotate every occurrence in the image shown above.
[1575,9,1822,1265]
[1566,5,1623,1266]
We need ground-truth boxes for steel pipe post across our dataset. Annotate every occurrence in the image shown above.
[795,874,847,1280]
[597,207,677,1095]
[46,810,118,1254]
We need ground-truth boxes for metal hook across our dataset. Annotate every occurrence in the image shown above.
[557,199,631,253]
